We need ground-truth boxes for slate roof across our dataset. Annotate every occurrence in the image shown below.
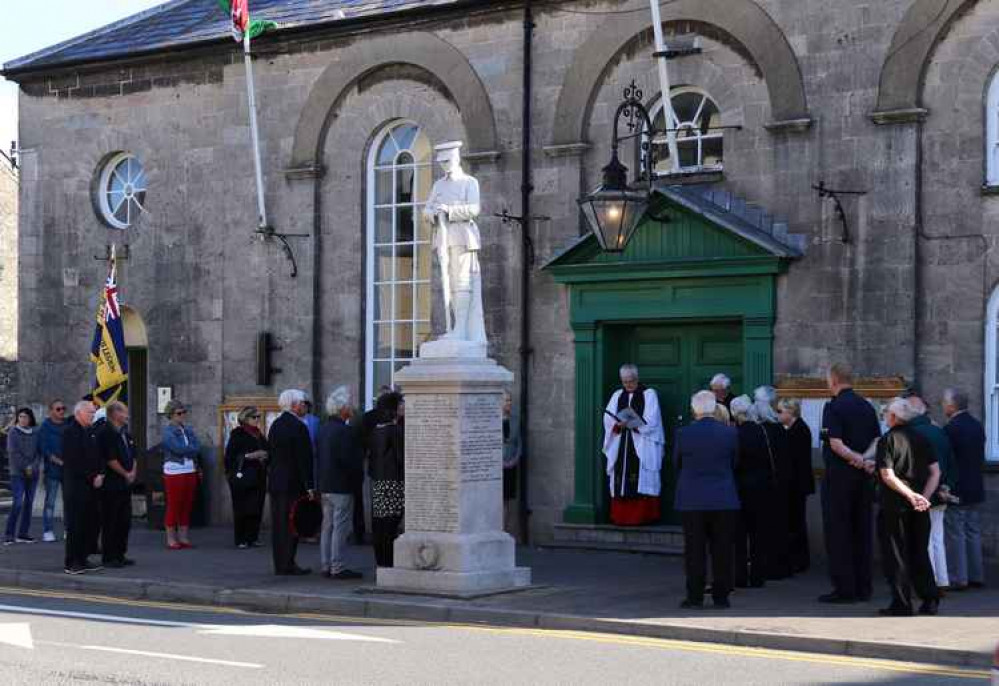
[3,0,464,75]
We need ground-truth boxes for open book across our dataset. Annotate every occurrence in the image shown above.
[605,407,645,430]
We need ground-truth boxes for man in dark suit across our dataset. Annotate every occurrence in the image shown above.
[942,388,987,590]
[97,401,137,568]
[267,389,315,576]
[673,390,741,609]
[62,400,104,575]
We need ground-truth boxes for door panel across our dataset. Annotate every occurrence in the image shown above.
[601,321,743,524]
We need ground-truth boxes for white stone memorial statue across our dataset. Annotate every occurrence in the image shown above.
[421,141,487,358]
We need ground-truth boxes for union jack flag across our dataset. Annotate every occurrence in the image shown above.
[90,245,128,406]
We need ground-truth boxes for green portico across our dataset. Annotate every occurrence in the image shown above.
[545,185,803,526]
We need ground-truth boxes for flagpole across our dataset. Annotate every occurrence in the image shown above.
[649,0,680,174]
[243,31,269,229]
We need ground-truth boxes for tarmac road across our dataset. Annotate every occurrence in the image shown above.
[0,587,988,686]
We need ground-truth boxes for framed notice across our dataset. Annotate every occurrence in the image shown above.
[217,396,281,454]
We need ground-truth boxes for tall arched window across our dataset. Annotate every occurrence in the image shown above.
[645,87,724,176]
[365,122,434,407]
[985,286,999,460]
[987,73,999,186]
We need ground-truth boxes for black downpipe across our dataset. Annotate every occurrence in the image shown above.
[518,1,535,544]
[312,169,324,406]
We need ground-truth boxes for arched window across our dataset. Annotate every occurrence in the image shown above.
[365,122,434,407]
[645,88,723,176]
[987,73,999,186]
[985,286,999,460]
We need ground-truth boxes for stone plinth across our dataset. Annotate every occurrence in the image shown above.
[376,356,531,596]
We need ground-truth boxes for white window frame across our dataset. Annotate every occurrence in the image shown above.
[645,87,724,176]
[364,121,434,409]
[987,73,999,187]
[96,151,147,230]
[984,286,999,461]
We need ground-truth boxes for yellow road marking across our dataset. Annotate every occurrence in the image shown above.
[0,586,988,681]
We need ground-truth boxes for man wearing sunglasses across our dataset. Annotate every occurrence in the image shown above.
[39,400,68,543]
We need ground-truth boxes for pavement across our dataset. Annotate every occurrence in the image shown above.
[0,526,994,670]
[0,590,987,685]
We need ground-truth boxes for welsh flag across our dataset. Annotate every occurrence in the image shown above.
[218,0,277,43]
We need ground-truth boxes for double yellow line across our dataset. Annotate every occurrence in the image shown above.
[0,585,988,681]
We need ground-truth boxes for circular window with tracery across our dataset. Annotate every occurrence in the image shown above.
[95,152,147,230]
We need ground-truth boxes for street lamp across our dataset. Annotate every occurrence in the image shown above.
[578,87,657,253]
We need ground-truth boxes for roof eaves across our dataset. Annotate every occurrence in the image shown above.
[2,0,192,73]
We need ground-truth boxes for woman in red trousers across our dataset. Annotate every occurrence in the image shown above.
[161,400,201,550]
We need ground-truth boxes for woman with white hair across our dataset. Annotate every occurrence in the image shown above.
[602,364,665,526]
[224,406,269,549]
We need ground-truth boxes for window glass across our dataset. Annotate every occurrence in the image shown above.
[366,122,434,407]
[96,152,147,230]
[645,88,724,176]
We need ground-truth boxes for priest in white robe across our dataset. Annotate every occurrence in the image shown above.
[602,364,666,525]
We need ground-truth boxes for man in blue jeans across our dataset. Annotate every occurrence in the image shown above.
[39,400,69,542]
[942,388,987,590]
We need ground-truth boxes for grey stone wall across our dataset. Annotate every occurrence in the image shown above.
[0,163,18,422]
[8,0,999,543]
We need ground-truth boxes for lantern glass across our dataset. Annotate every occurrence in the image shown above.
[578,188,650,253]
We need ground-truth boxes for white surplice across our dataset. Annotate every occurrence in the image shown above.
[602,388,666,497]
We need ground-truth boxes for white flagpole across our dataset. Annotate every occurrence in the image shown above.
[243,31,269,229]
[649,0,680,174]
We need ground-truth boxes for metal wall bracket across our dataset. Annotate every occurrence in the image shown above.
[255,225,310,278]
[813,181,867,244]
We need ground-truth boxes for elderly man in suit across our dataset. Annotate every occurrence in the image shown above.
[673,390,741,609]
[267,389,316,576]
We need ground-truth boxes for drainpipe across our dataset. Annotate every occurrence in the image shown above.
[312,170,324,406]
[518,0,535,544]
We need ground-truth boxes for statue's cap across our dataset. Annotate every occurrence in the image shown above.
[434,140,463,161]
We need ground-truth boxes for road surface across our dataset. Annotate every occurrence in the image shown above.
[0,587,987,685]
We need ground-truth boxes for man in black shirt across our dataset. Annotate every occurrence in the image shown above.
[97,401,137,568]
[819,364,882,603]
[876,397,941,616]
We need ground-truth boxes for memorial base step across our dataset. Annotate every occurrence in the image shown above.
[375,566,532,598]
[548,523,684,556]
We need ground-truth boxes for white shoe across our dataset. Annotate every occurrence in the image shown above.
[42,531,56,543]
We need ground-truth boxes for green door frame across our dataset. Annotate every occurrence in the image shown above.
[549,256,783,525]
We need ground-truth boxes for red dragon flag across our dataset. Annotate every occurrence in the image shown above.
[217,0,277,43]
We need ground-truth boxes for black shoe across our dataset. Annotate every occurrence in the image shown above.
[82,562,104,573]
[331,569,363,580]
[878,605,914,617]
[290,566,311,576]
[750,580,766,589]
[949,584,969,592]
[121,558,136,566]
[968,581,985,590]
[680,599,704,609]
[857,594,872,602]
[15,535,36,544]
[64,565,85,575]
[710,598,731,609]
[918,600,939,616]
[104,560,125,569]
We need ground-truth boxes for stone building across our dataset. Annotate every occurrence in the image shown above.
[0,154,18,423]
[2,0,997,552]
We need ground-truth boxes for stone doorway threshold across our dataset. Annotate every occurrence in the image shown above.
[548,523,683,556]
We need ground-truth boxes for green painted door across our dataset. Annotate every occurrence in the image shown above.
[602,321,743,524]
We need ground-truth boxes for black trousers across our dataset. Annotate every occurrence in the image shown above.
[269,491,299,574]
[767,486,792,580]
[734,497,769,586]
[231,485,266,546]
[788,494,811,573]
[878,507,938,609]
[63,480,98,568]
[100,488,132,563]
[822,466,874,599]
[681,510,736,603]
[372,516,401,568]
[351,479,366,544]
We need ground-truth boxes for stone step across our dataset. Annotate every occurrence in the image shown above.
[550,523,684,556]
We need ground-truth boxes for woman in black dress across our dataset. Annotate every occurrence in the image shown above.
[778,398,815,574]
[224,407,269,548]
[369,392,405,568]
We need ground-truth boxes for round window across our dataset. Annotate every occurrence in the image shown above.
[95,152,147,230]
